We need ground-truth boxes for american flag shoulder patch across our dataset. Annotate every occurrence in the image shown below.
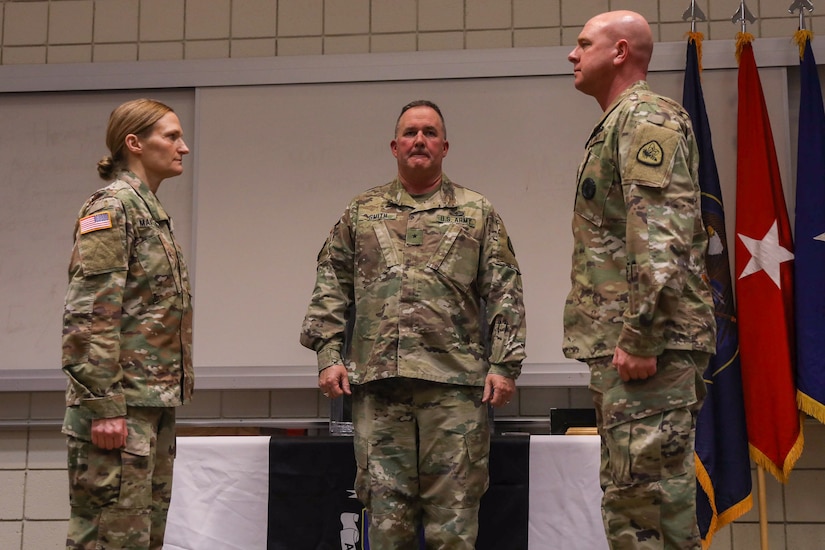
[79,212,113,234]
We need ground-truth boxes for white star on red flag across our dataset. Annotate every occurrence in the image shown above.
[737,220,794,288]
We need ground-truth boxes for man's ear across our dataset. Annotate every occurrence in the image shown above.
[125,134,142,154]
[614,39,629,65]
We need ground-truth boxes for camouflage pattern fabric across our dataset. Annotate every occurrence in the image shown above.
[62,169,193,416]
[589,351,709,550]
[65,407,176,550]
[300,175,526,386]
[352,378,489,549]
[301,174,524,548]
[563,81,716,360]
[564,81,716,550]
[62,170,192,549]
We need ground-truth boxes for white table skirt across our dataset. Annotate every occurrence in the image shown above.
[528,435,608,549]
[164,436,270,550]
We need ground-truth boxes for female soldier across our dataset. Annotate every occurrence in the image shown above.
[62,98,193,550]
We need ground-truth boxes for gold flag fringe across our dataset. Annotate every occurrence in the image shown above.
[748,413,805,484]
[798,391,825,425]
[695,451,754,549]
[793,29,814,60]
[687,31,704,72]
[735,32,755,64]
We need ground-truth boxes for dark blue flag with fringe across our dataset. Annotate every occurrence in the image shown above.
[794,32,825,426]
[682,34,753,547]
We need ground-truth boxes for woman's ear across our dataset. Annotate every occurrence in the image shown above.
[124,133,142,154]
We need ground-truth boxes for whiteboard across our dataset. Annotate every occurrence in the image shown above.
[191,67,792,373]
[0,89,195,372]
[0,52,796,388]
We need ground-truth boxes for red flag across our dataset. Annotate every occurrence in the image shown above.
[735,35,803,483]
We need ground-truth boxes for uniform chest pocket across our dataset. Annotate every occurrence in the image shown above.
[354,221,399,287]
[427,224,480,288]
[574,136,618,227]
[134,229,180,302]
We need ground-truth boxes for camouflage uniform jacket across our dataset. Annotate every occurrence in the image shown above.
[563,81,716,360]
[301,175,526,386]
[62,170,193,431]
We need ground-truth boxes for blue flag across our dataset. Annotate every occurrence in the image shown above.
[795,34,825,424]
[682,36,753,546]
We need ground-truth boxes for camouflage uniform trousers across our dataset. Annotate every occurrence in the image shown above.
[66,407,176,550]
[588,350,709,550]
[352,377,490,550]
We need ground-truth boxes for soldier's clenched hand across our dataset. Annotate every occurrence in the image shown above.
[319,364,351,399]
[482,373,515,407]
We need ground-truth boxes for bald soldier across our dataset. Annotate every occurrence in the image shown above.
[563,11,716,549]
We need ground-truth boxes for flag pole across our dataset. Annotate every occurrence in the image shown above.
[757,465,769,549]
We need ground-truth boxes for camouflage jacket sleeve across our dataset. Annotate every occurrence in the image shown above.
[477,206,527,379]
[616,103,701,356]
[299,204,356,371]
[62,196,130,418]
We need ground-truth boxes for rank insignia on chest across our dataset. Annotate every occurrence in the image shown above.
[406,228,424,245]
[637,140,664,166]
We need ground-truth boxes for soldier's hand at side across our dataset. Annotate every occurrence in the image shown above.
[483,373,515,408]
[319,364,351,399]
[91,417,127,450]
[612,347,657,382]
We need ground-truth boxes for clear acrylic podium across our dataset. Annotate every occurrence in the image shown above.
[329,394,353,435]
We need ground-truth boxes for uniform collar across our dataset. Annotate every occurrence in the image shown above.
[119,170,170,222]
[586,81,651,145]
[601,81,650,123]
[386,174,458,210]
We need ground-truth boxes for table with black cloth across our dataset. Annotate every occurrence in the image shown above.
[163,435,608,550]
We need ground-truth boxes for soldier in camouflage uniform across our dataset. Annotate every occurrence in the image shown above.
[563,12,716,550]
[301,100,526,549]
[62,99,193,550]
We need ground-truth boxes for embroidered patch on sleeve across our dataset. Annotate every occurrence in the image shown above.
[636,141,664,166]
[624,124,681,187]
[79,212,113,234]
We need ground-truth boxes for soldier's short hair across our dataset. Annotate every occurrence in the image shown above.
[395,100,447,139]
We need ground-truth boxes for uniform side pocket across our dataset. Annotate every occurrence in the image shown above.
[461,422,491,503]
[605,409,692,488]
[65,433,150,511]
[353,432,371,509]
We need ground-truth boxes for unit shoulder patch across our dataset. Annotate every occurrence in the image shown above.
[636,140,664,166]
[624,123,682,188]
